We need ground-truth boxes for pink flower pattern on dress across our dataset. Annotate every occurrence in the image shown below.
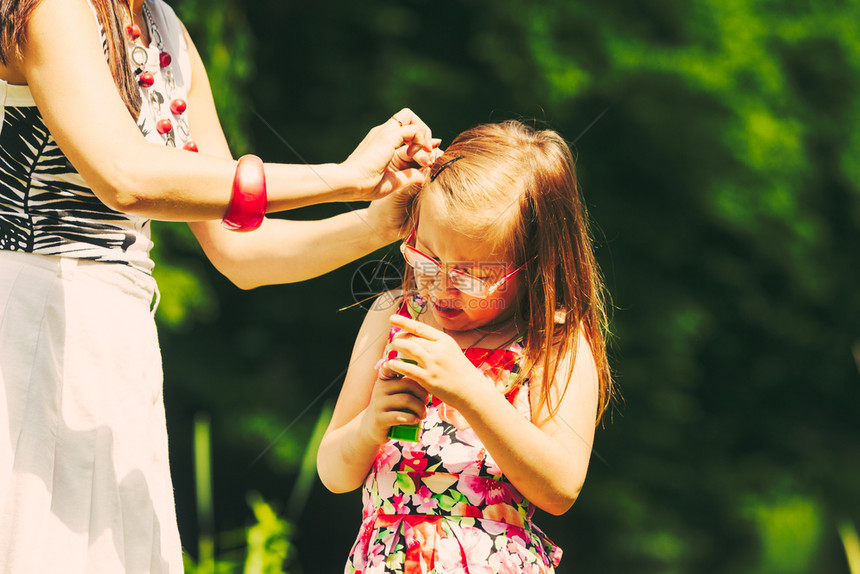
[412,486,440,514]
[391,494,410,514]
[344,299,562,574]
[457,474,517,507]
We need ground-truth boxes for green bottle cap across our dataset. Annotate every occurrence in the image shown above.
[388,423,421,442]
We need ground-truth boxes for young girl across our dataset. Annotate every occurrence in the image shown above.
[317,120,612,573]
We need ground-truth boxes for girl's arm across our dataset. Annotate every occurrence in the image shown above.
[18,0,431,222]
[464,332,599,515]
[387,317,600,515]
[317,294,429,493]
[178,24,417,288]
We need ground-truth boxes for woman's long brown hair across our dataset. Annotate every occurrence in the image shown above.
[411,121,614,424]
[1,0,141,118]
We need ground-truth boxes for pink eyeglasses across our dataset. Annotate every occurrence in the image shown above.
[400,226,534,298]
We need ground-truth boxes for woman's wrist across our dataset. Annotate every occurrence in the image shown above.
[362,210,398,250]
[360,206,405,246]
[259,162,352,211]
[315,162,364,203]
[308,162,355,203]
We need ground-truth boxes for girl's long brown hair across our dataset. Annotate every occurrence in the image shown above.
[1,0,141,118]
[412,121,613,424]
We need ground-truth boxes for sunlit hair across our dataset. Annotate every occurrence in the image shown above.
[407,121,613,424]
[1,0,142,118]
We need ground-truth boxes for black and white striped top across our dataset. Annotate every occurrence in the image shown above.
[0,0,192,275]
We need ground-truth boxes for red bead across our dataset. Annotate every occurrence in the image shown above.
[137,72,154,88]
[183,141,199,152]
[170,99,187,115]
[159,51,172,68]
[126,24,141,40]
[156,119,173,135]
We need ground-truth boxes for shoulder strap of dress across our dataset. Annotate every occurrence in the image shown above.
[385,294,410,343]
[383,291,428,344]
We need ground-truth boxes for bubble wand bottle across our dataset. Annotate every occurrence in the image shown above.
[377,294,428,442]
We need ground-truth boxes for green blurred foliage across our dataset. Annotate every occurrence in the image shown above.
[243,493,291,574]
[840,520,860,574]
[742,490,823,574]
[181,494,291,574]
[155,0,860,572]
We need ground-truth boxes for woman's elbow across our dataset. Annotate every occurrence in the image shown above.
[198,241,262,290]
[222,267,262,291]
[212,262,261,291]
[93,179,147,214]
[89,154,158,215]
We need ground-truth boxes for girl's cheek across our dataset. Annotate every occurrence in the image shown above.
[424,275,455,298]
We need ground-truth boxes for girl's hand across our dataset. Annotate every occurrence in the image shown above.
[385,315,492,409]
[360,373,430,445]
[340,109,434,203]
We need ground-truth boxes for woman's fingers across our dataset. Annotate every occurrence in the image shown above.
[341,110,438,201]
[378,165,428,196]
[389,108,433,152]
[387,125,433,167]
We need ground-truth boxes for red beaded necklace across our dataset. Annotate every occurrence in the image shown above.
[125,1,198,152]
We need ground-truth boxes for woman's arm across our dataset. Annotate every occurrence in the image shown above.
[317,294,429,493]
[387,317,600,515]
[18,0,431,221]
[191,209,397,289]
[178,23,417,288]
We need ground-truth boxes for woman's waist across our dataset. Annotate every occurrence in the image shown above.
[0,213,154,275]
[0,250,157,302]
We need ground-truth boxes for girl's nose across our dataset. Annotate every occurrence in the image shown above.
[431,269,459,296]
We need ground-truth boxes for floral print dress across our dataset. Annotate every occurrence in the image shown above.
[344,299,562,574]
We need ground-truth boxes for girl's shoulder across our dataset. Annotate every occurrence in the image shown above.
[367,289,405,314]
[362,289,408,340]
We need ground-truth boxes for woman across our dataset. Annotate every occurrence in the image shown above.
[0,0,433,571]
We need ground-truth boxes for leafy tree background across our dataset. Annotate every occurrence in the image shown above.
[153,0,860,572]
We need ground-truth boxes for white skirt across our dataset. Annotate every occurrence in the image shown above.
[0,251,183,573]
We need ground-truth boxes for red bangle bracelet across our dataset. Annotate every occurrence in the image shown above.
[222,154,267,232]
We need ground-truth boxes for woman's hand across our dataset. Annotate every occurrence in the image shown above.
[365,137,441,243]
[340,109,435,203]
[385,315,492,409]
[359,372,430,445]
